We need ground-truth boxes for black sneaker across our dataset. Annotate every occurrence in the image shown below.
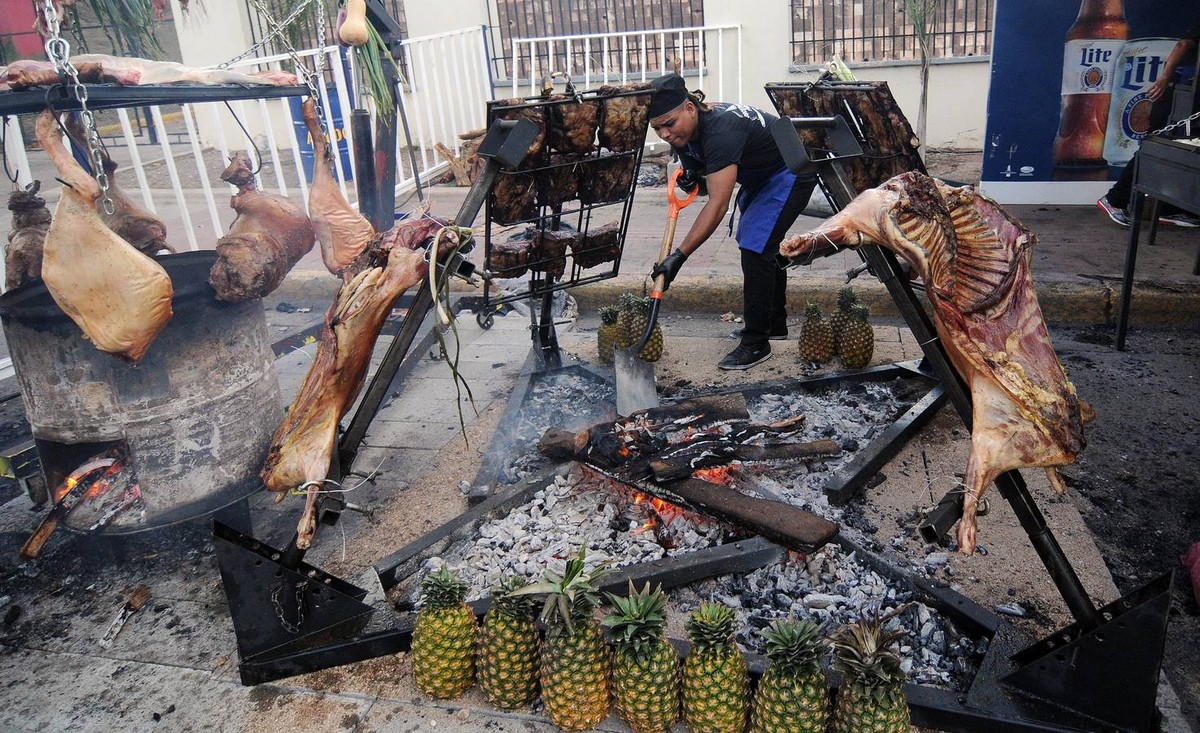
[1097,197,1130,227]
[718,342,773,370]
[729,328,789,341]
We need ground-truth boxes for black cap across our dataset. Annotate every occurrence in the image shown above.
[649,73,689,118]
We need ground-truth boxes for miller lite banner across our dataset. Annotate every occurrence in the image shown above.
[980,0,1200,204]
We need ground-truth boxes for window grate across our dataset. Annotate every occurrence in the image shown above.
[790,0,992,66]
[488,0,704,83]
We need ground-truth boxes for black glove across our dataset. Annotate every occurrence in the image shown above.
[677,168,706,196]
[651,248,688,290]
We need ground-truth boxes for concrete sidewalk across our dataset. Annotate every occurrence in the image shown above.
[275,179,1200,333]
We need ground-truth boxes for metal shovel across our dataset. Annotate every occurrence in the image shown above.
[615,169,698,415]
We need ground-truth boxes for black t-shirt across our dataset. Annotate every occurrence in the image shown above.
[674,103,787,190]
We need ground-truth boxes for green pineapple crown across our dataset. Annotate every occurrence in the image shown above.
[804,302,824,320]
[602,581,668,657]
[836,287,859,312]
[850,303,871,322]
[511,547,607,633]
[761,617,827,678]
[830,615,906,689]
[491,575,540,618]
[420,566,469,611]
[619,292,651,315]
[686,602,739,653]
[599,305,620,325]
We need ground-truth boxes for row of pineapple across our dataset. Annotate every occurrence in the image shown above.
[598,293,666,365]
[411,552,912,733]
[800,288,874,369]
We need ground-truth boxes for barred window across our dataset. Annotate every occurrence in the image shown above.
[489,0,704,82]
[790,0,992,65]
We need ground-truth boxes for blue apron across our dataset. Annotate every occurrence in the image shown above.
[733,167,798,254]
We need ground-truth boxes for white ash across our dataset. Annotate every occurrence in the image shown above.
[424,467,731,602]
[674,542,987,691]
[494,370,616,483]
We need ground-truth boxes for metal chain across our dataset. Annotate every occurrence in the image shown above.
[41,0,114,215]
[249,0,328,139]
[1148,108,1200,139]
[270,580,308,635]
[219,0,316,69]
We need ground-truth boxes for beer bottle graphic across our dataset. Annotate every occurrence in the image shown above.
[1051,0,1129,170]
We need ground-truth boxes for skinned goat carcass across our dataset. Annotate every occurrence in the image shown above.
[6,55,296,89]
[62,114,171,256]
[35,110,172,363]
[779,172,1091,555]
[262,215,456,549]
[208,152,315,301]
[300,98,376,276]
[6,182,52,291]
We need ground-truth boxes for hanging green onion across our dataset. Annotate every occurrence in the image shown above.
[352,20,403,118]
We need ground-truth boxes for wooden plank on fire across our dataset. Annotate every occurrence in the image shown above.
[639,394,749,423]
[630,475,839,554]
[648,439,842,482]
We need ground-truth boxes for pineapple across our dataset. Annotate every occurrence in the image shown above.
[829,287,859,351]
[477,576,540,710]
[750,618,830,733]
[798,303,834,364]
[837,304,874,369]
[603,582,681,733]
[682,603,749,733]
[598,305,623,365]
[514,549,611,731]
[411,567,477,699]
[830,616,911,733]
[615,294,663,362]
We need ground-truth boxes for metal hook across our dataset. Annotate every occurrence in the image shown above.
[0,116,19,184]
[223,101,264,176]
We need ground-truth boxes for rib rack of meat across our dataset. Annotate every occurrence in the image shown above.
[779,172,1092,554]
[35,110,173,363]
[300,98,376,276]
[262,215,457,549]
[209,152,316,301]
[597,83,652,152]
[62,113,171,256]
[6,181,51,292]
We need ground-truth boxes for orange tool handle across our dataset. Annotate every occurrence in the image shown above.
[650,168,700,299]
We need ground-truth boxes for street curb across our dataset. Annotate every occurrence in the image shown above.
[276,268,1200,327]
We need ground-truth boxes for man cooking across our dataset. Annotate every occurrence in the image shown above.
[647,73,817,370]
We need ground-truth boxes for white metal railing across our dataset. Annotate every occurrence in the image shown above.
[509,25,743,106]
[0,26,492,260]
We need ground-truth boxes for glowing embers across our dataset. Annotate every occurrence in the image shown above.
[53,446,146,531]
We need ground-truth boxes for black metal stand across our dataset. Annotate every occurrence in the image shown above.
[776,106,1172,731]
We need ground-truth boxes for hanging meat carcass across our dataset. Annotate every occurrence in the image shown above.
[5,55,296,89]
[62,113,172,256]
[208,152,316,301]
[300,98,376,276]
[262,215,458,549]
[779,172,1092,555]
[34,110,172,363]
[6,182,52,291]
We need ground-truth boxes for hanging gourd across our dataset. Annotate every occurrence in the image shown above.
[338,0,370,46]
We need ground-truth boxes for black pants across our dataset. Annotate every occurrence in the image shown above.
[738,175,818,348]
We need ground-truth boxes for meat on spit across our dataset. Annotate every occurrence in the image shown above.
[6,181,52,291]
[34,110,172,363]
[5,55,296,89]
[779,172,1092,555]
[62,113,172,256]
[208,151,316,301]
[261,212,459,549]
[300,99,376,276]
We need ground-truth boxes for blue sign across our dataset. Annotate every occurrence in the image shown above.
[290,86,355,183]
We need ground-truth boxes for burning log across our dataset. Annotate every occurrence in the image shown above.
[537,398,843,554]
[19,450,122,560]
